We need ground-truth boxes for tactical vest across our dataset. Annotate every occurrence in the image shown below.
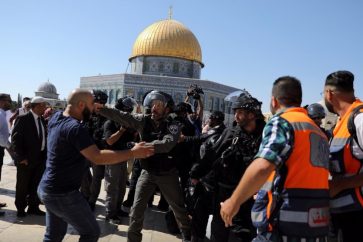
[329,100,363,213]
[87,114,107,149]
[252,108,330,238]
[199,124,225,161]
[140,117,176,173]
[217,123,264,188]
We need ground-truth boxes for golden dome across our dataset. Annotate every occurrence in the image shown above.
[130,19,203,66]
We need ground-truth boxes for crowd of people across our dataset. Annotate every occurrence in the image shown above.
[0,70,362,242]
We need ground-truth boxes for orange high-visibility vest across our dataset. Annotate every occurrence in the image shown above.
[330,100,363,213]
[252,107,330,238]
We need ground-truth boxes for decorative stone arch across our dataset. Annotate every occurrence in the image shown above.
[108,89,114,104]
[115,89,122,101]
[137,90,144,103]
[208,96,214,111]
[214,98,220,111]
[174,92,183,104]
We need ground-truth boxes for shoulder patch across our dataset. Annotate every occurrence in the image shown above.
[133,114,143,121]
[207,129,216,135]
[168,124,180,135]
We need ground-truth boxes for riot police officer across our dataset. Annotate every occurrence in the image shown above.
[209,90,265,242]
[103,96,138,223]
[307,103,326,128]
[98,90,191,242]
[85,90,108,210]
[181,110,226,242]
[174,102,198,191]
[307,103,332,140]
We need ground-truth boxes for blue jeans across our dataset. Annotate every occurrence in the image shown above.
[37,187,100,242]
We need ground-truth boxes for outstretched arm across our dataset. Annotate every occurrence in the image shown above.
[81,142,154,165]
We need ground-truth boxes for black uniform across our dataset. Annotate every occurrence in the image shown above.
[185,123,226,241]
[98,107,191,242]
[81,113,107,205]
[210,119,265,242]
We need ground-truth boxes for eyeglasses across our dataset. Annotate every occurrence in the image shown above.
[320,89,338,97]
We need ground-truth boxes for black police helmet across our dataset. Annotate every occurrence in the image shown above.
[115,96,137,112]
[307,103,326,119]
[143,90,174,112]
[209,111,225,122]
[231,89,262,113]
[175,102,193,114]
[92,90,108,104]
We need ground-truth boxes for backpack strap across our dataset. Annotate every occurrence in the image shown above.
[347,104,363,151]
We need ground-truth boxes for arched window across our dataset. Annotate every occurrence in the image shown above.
[214,98,220,111]
[108,89,114,104]
[208,96,214,110]
[115,89,121,101]
[174,93,183,104]
[137,91,144,103]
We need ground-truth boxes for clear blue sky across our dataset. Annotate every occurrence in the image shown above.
[1,0,362,112]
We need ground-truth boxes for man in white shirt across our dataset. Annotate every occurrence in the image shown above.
[0,93,12,216]
[323,70,363,242]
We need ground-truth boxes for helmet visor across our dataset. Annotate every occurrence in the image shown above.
[122,97,138,109]
[143,92,167,108]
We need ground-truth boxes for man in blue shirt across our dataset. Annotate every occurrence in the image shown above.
[37,89,154,242]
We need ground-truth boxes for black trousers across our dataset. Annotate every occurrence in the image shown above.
[191,186,214,240]
[15,158,45,211]
[332,209,363,242]
[211,186,255,242]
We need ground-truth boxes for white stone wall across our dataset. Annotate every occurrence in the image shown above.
[130,56,202,79]
[80,73,238,119]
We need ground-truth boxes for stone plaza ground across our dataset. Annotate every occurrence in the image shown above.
[0,151,184,242]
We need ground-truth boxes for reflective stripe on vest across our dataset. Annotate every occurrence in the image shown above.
[330,194,355,208]
[280,207,329,227]
[329,100,363,214]
[252,107,330,237]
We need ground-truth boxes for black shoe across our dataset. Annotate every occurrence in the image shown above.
[17,210,27,217]
[117,209,129,217]
[0,202,6,208]
[105,215,122,225]
[27,208,46,216]
[0,210,5,216]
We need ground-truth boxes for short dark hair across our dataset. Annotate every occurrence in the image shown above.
[272,76,302,107]
[325,70,354,93]
[23,97,31,102]
[0,93,11,101]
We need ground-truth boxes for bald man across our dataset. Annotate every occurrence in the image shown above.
[37,89,154,242]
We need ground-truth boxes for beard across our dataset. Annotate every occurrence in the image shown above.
[151,108,167,121]
[82,106,91,122]
[324,98,336,114]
